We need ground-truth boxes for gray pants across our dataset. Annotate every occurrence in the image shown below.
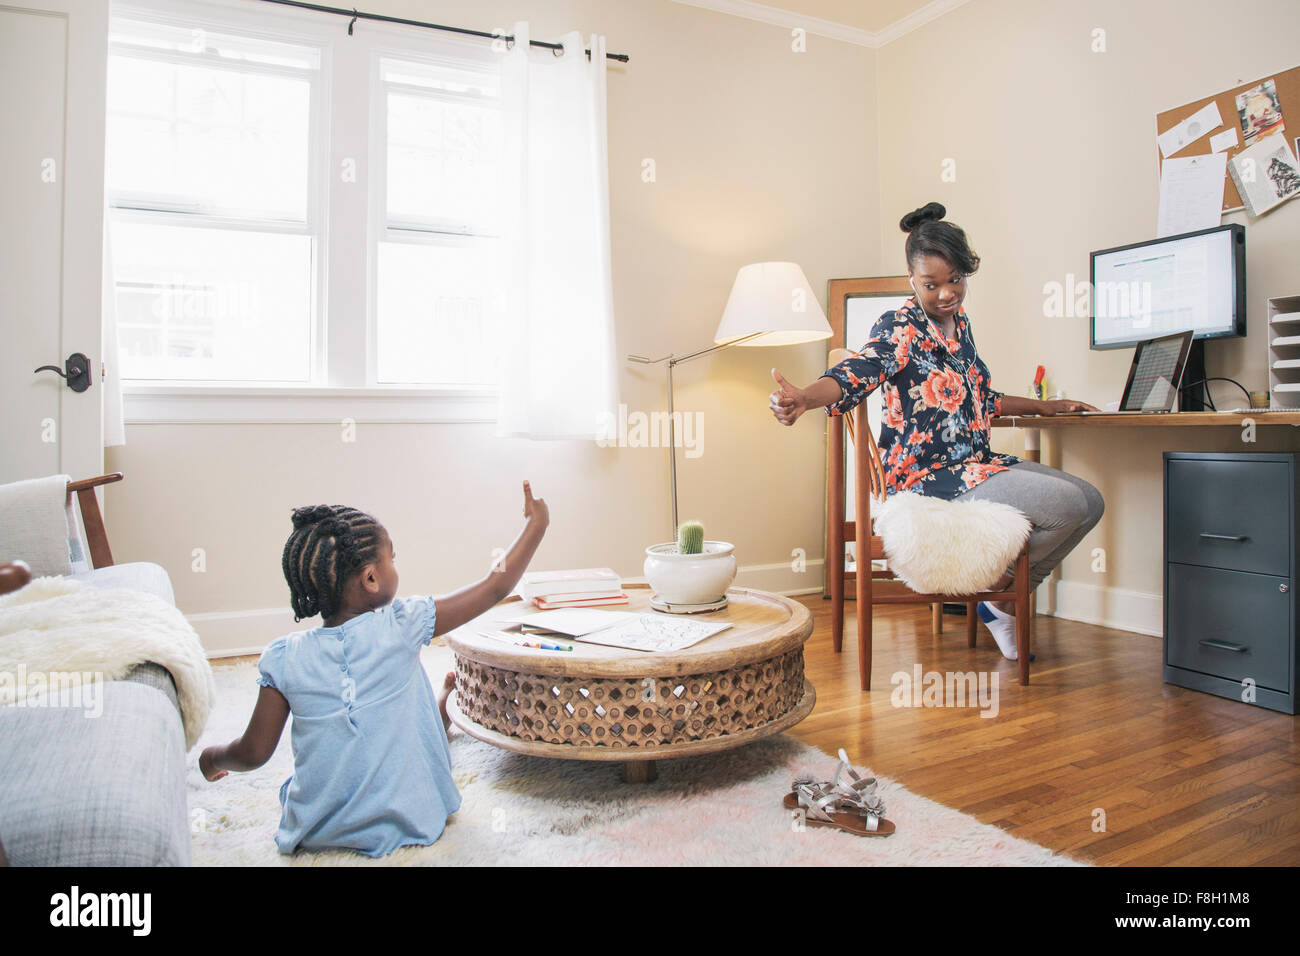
[956,461,1104,590]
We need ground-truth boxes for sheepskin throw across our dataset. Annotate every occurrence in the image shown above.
[871,492,1031,595]
[0,576,215,749]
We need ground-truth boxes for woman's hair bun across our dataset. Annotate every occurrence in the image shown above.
[899,202,946,233]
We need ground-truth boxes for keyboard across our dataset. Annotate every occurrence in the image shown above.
[1030,410,1149,416]
[1023,408,1284,416]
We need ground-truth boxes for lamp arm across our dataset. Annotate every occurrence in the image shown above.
[624,329,766,539]
[626,331,767,369]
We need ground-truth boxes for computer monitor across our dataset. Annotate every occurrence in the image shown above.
[1089,224,1245,350]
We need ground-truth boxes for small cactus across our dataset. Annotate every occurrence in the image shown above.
[677,521,704,555]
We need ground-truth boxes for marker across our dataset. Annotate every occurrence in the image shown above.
[478,631,573,651]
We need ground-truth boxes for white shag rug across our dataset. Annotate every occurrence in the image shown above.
[188,645,1084,866]
[873,492,1032,595]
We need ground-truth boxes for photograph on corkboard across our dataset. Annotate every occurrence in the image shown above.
[1235,79,1286,147]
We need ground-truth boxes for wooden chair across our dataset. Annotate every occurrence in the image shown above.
[825,364,1032,689]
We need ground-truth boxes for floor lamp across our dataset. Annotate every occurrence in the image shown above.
[628,261,832,538]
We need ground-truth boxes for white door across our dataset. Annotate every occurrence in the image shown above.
[0,0,107,485]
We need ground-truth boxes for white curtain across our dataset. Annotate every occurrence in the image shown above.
[102,209,126,447]
[494,22,619,440]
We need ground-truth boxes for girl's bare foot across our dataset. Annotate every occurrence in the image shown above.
[437,671,456,729]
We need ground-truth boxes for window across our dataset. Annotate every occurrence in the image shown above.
[374,55,505,386]
[106,17,322,383]
[107,1,508,422]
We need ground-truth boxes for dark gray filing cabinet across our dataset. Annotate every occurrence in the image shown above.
[1164,452,1297,713]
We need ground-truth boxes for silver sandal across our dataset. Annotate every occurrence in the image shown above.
[782,752,896,837]
[830,748,888,832]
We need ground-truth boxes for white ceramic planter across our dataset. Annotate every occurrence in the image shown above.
[643,541,737,605]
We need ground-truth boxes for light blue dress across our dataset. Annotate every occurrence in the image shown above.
[256,595,461,857]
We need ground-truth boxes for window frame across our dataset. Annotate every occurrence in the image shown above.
[114,0,503,424]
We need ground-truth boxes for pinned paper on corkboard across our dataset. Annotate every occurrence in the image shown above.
[1156,65,1300,212]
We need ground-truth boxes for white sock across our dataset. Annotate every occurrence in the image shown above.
[977,601,1019,660]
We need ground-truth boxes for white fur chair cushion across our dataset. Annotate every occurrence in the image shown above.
[871,491,1031,595]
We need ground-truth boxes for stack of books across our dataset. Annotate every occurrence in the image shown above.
[520,568,628,609]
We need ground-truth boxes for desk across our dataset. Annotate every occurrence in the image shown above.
[989,411,1300,628]
[992,411,1300,462]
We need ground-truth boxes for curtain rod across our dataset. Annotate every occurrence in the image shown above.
[258,0,629,62]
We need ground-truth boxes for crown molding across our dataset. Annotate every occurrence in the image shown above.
[872,0,972,46]
[669,0,971,48]
[670,0,875,46]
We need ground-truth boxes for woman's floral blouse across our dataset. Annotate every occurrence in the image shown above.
[821,297,1019,500]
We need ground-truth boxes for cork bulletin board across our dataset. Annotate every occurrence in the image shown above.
[1156,65,1300,212]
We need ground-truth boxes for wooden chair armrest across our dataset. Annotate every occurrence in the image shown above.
[66,473,124,569]
[0,561,32,596]
[66,473,124,494]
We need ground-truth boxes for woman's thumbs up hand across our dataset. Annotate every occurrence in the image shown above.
[769,368,806,426]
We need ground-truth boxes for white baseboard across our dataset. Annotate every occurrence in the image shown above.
[193,559,829,658]
[1038,578,1162,637]
[188,606,301,659]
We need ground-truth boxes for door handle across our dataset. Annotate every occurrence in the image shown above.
[1198,533,1246,542]
[34,352,92,393]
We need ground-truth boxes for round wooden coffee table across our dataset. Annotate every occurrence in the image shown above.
[446,584,815,782]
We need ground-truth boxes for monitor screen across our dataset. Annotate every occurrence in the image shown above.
[1090,224,1245,349]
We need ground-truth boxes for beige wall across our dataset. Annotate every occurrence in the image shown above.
[105,0,880,652]
[105,0,1300,652]
[875,0,1300,632]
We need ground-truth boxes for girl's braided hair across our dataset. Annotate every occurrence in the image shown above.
[281,505,384,622]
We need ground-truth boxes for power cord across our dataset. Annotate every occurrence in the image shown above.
[1179,376,1252,412]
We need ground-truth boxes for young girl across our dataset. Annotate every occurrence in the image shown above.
[199,481,549,857]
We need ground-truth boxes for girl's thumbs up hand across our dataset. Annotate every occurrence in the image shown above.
[522,480,550,529]
[769,368,806,426]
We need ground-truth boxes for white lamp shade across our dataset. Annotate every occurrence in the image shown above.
[713,261,832,346]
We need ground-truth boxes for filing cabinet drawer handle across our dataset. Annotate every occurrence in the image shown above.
[1198,533,1247,542]
[1199,639,1248,653]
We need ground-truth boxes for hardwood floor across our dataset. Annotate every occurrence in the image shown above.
[788,596,1300,866]
[218,598,1298,865]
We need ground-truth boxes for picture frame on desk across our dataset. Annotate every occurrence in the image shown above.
[823,276,913,598]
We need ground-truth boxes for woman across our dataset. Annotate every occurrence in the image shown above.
[769,202,1104,660]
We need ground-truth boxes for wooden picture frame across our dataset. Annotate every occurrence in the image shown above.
[823,276,912,597]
